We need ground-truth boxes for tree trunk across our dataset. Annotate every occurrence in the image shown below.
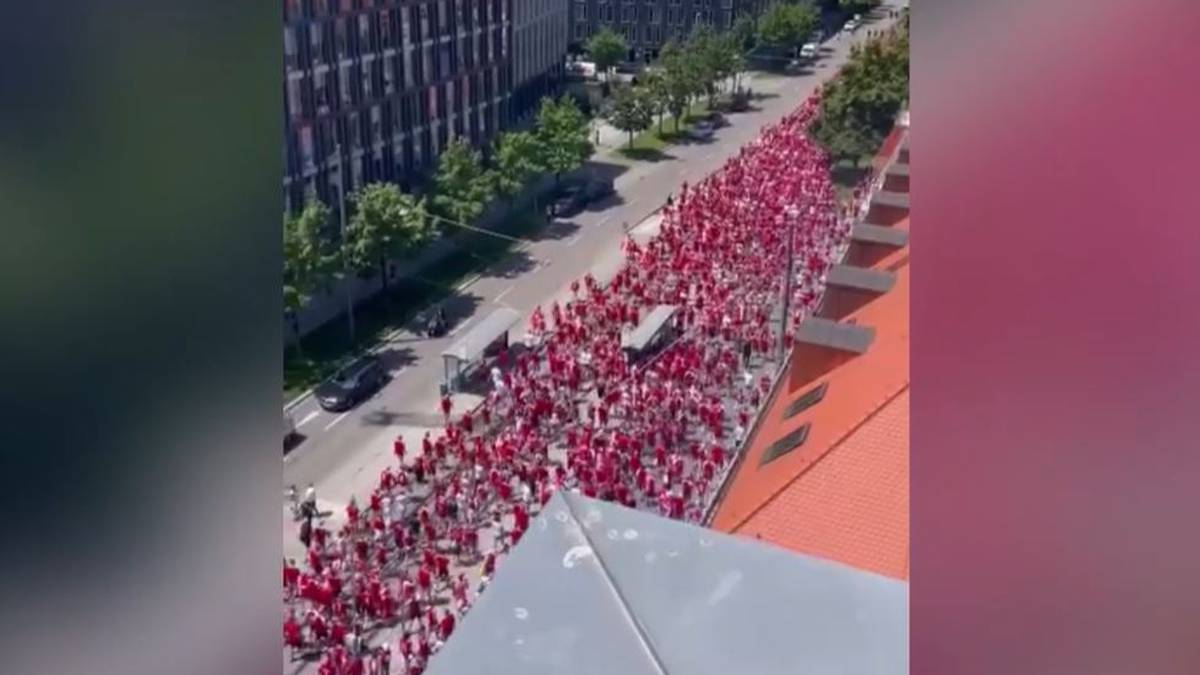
[290,313,304,359]
[379,256,388,296]
[628,130,634,148]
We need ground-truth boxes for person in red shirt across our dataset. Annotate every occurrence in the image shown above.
[283,558,300,598]
[284,612,304,653]
[438,609,456,641]
[416,564,433,601]
[440,395,452,422]
[308,609,328,644]
[393,435,406,463]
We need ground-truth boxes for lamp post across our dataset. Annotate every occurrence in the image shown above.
[777,205,799,361]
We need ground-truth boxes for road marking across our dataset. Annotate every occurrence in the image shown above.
[296,410,319,428]
[494,285,514,303]
[324,411,350,431]
[566,232,584,247]
[449,319,472,337]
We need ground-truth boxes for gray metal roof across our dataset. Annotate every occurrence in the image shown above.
[886,162,909,177]
[621,305,677,351]
[441,308,522,363]
[872,191,909,209]
[427,492,908,675]
[827,265,897,294]
[795,317,876,354]
[852,224,909,248]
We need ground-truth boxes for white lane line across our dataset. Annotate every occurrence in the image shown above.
[494,285,515,303]
[324,411,350,431]
[566,232,585,247]
[296,410,319,428]
[449,320,472,337]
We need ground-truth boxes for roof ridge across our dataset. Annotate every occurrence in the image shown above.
[728,381,910,534]
[562,494,671,675]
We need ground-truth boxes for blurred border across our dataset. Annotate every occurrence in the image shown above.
[914,1,1200,674]
[0,1,281,674]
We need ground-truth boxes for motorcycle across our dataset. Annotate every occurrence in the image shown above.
[426,309,448,338]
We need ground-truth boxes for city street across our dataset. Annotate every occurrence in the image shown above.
[281,5,905,554]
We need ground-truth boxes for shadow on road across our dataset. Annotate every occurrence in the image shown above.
[375,345,417,374]
[532,219,582,242]
[360,408,445,428]
[480,248,539,280]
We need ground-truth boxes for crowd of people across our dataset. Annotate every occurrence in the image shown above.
[283,91,877,675]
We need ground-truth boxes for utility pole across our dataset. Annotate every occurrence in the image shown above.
[777,206,798,361]
[332,143,356,344]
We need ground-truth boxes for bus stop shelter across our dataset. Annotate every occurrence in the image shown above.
[621,304,677,357]
[441,308,521,393]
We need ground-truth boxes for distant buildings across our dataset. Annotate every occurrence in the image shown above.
[283,0,568,214]
[568,0,769,61]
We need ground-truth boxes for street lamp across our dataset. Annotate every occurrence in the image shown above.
[777,205,800,361]
[331,142,356,344]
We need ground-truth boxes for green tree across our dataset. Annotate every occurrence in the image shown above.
[283,198,338,354]
[490,131,544,204]
[587,27,628,83]
[687,24,724,107]
[759,2,819,59]
[343,183,427,294]
[840,0,881,10]
[534,95,593,185]
[642,70,670,134]
[606,85,654,148]
[431,137,495,229]
[660,40,700,132]
[732,14,758,52]
[810,32,909,165]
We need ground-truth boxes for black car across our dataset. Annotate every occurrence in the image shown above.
[314,355,385,412]
[550,184,587,218]
[585,178,616,201]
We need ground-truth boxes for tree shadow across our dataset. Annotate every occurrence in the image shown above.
[533,219,582,241]
[617,146,674,162]
[374,345,417,374]
[584,192,628,213]
[478,248,538,280]
[360,408,445,428]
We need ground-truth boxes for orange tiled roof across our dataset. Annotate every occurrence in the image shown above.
[710,132,910,578]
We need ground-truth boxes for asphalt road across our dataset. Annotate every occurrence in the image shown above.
[281,4,905,518]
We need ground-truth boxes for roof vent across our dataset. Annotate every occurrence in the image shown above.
[784,383,828,419]
[759,424,811,467]
[795,318,875,354]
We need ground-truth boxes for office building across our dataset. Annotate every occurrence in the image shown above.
[283,0,567,214]
[568,0,768,60]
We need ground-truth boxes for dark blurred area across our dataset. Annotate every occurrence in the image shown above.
[0,1,279,673]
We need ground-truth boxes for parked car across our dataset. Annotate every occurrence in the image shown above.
[800,43,819,60]
[707,111,729,128]
[584,178,616,201]
[689,120,715,140]
[843,18,859,34]
[314,355,385,412]
[550,184,587,218]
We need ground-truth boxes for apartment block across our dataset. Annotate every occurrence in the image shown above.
[283,0,567,213]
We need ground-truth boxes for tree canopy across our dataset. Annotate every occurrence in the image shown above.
[605,84,654,148]
[490,130,544,202]
[758,2,819,55]
[431,136,495,228]
[283,198,339,346]
[534,95,593,181]
[586,27,628,81]
[810,26,909,165]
